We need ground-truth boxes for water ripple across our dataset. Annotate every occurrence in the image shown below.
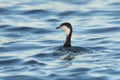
[1,26,52,34]
[0,58,22,66]
[0,0,120,80]
[22,9,49,14]
[23,59,46,66]
[84,27,120,34]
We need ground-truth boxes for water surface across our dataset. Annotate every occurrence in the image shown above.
[0,0,120,80]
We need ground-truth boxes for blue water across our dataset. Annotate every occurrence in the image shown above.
[0,0,120,80]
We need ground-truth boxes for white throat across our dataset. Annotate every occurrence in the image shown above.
[60,26,70,35]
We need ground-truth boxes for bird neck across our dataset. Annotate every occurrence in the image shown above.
[63,31,72,47]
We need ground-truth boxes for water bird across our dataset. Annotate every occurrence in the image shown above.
[56,22,72,47]
[55,22,93,60]
[56,22,87,53]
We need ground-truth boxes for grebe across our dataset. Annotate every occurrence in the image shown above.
[56,22,90,52]
[55,22,93,60]
[56,22,72,47]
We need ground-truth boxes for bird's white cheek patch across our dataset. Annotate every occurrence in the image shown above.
[61,26,70,35]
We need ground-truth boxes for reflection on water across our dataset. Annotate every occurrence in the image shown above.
[0,0,120,80]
